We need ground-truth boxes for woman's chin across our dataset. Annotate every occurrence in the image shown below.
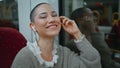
[48,32,59,37]
[52,33,59,36]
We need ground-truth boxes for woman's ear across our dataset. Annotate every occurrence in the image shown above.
[30,23,36,32]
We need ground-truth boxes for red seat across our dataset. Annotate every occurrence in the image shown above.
[0,27,26,68]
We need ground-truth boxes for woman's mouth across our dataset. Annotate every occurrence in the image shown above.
[46,24,57,29]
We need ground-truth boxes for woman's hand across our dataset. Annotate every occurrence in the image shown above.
[60,16,82,40]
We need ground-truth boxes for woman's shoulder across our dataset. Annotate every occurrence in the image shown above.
[12,42,35,65]
[15,45,32,59]
[11,45,35,68]
[14,41,37,59]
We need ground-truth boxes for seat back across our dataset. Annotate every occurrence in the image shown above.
[0,27,26,68]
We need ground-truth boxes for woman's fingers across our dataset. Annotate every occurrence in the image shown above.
[59,16,64,23]
[59,16,73,26]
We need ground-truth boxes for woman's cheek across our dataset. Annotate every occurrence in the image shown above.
[55,17,60,23]
[38,20,48,27]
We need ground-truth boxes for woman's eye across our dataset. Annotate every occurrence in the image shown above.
[52,12,57,17]
[40,15,47,19]
[40,16,46,18]
[52,14,57,17]
[39,13,47,19]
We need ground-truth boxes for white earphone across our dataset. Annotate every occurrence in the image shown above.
[32,26,36,31]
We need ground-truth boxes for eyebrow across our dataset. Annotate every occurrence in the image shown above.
[39,12,47,15]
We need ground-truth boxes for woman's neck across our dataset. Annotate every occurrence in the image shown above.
[37,37,55,61]
[37,37,54,53]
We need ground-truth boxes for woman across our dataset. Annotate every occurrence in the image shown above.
[11,3,101,68]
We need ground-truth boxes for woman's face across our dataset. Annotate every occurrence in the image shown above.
[32,4,61,38]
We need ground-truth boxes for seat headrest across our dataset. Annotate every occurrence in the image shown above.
[0,27,27,68]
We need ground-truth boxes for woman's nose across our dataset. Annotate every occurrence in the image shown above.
[48,16,54,23]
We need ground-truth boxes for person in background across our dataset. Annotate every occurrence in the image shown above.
[66,7,120,68]
[0,19,19,30]
[11,3,101,68]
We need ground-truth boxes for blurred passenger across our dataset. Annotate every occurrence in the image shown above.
[66,7,120,68]
[0,19,18,30]
[106,12,120,50]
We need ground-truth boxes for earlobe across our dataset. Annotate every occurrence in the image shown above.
[30,23,36,32]
[32,26,36,32]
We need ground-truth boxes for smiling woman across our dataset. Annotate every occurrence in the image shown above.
[29,3,61,37]
[11,2,102,68]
